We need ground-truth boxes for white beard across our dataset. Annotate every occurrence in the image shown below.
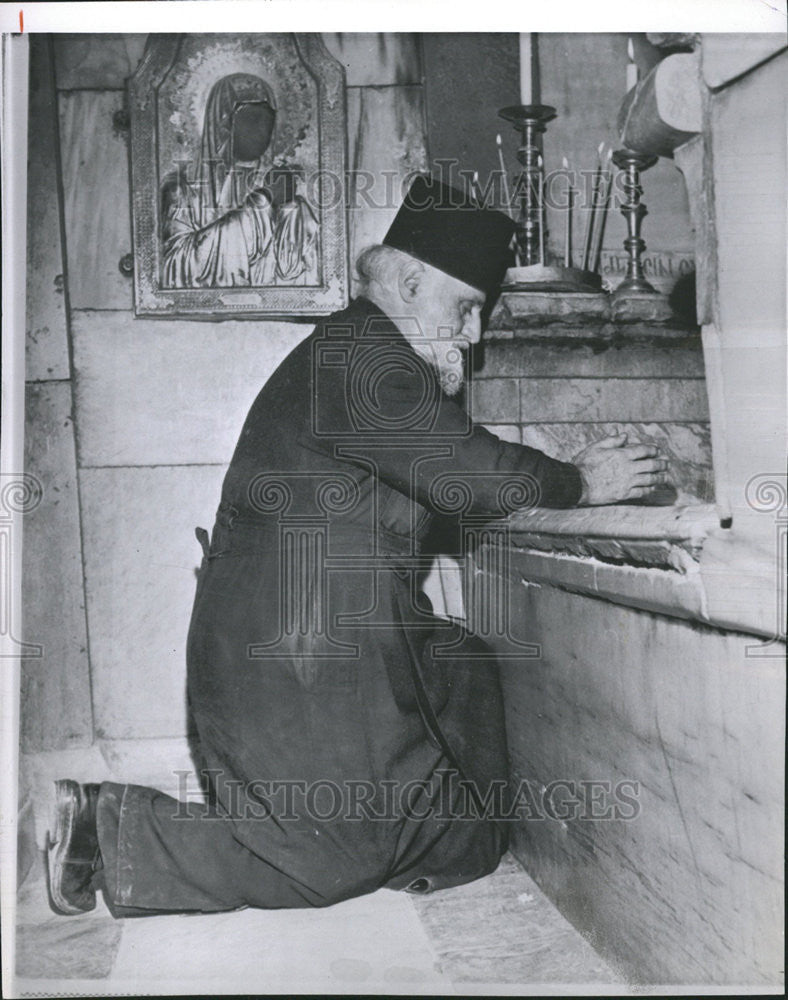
[413,341,466,397]
[436,355,465,396]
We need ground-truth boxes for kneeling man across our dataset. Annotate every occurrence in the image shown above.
[48,175,667,916]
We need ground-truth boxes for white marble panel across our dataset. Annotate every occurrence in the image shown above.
[54,33,148,90]
[323,33,422,86]
[520,421,714,502]
[22,382,92,750]
[72,311,310,467]
[347,85,428,289]
[519,378,709,423]
[80,465,227,740]
[58,91,133,310]
[26,36,69,381]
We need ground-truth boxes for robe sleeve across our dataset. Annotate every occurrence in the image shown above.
[307,336,582,515]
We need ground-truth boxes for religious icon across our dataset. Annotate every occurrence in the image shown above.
[160,73,319,289]
[129,34,347,316]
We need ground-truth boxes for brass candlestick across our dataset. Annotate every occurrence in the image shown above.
[612,148,658,296]
[497,104,602,293]
[498,104,556,266]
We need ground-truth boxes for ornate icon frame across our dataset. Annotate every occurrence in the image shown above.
[128,33,348,318]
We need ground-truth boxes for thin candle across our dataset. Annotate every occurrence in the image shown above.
[538,154,545,266]
[591,149,614,273]
[582,142,605,271]
[472,171,482,205]
[511,233,522,269]
[519,33,533,105]
[563,156,572,268]
[496,134,515,219]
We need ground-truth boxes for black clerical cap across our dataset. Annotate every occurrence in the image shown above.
[383,175,515,297]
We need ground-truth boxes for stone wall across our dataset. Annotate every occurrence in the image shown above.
[21,30,706,753]
[488,575,784,984]
[467,36,786,986]
[22,33,428,751]
[473,297,713,504]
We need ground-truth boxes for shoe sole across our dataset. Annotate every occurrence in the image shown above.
[46,779,96,915]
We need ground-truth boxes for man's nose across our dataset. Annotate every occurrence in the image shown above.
[465,311,482,344]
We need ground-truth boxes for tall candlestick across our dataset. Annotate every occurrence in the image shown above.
[519,33,533,105]
[563,156,572,267]
[498,103,556,267]
[612,148,658,295]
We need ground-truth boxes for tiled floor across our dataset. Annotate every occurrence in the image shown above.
[14,850,626,995]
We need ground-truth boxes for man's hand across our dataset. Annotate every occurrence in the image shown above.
[573,433,669,505]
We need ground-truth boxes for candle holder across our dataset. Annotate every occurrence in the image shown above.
[498,104,555,266]
[611,148,658,297]
[500,263,603,293]
[498,104,602,293]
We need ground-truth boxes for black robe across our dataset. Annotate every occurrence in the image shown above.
[97,296,581,913]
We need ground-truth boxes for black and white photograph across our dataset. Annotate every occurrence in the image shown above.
[1,1,785,995]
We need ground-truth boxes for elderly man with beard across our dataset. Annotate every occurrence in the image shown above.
[48,176,667,916]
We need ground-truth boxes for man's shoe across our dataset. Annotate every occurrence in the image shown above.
[46,780,102,915]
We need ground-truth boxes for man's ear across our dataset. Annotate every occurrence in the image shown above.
[397,258,424,303]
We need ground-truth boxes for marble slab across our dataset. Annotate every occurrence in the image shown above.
[518,378,709,423]
[54,33,148,90]
[71,311,310,468]
[469,377,519,424]
[22,382,92,751]
[412,853,622,984]
[16,916,123,980]
[494,583,784,983]
[79,464,227,740]
[481,423,521,445]
[346,85,428,290]
[477,338,706,379]
[323,33,422,86]
[109,889,446,993]
[702,33,787,90]
[58,91,133,310]
[26,35,69,382]
[519,421,714,503]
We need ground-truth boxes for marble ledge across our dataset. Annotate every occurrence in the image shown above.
[473,504,786,638]
[494,502,720,570]
[470,545,710,632]
[488,289,687,338]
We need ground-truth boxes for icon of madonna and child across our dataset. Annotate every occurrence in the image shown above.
[161,73,320,289]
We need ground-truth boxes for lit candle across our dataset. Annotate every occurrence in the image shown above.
[472,170,483,205]
[563,156,572,268]
[626,37,638,91]
[520,33,533,105]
